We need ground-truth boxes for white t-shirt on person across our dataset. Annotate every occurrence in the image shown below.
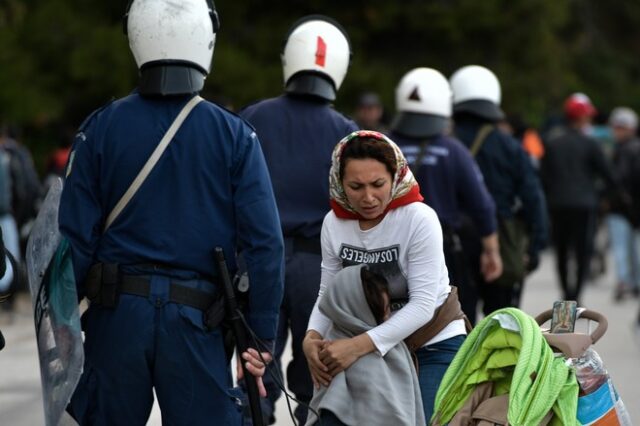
[307,202,467,356]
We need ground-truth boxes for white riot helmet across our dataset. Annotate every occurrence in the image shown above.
[391,68,452,138]
[124,0,220,96]
[450,65,504,121]
[282,15,351,101]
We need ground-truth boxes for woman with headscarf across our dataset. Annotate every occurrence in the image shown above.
[303,130,468,423]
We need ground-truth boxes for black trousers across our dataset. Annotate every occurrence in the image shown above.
[443,227,478,324]
[262,242,322,425]
[549,206,597,304]
[458,225,523,322]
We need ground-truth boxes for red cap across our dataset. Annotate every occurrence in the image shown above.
[564,93,597,120]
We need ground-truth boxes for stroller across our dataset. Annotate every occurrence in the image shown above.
[537,307,631,426]
[431,306,630,426]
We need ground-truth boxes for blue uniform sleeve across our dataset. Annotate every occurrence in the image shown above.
[454,144,497,237]
[232,129,284,340]
[513,144,548,256]
[59,121,104,293]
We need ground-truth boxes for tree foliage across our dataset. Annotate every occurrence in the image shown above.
[1,0,640,167]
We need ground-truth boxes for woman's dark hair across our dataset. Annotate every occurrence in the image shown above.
[361,266,390,325]
[339,137,397,181]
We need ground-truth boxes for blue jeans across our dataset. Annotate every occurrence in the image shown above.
[0,214,19,293]
[607,214,640,289]
[415,334,465,423]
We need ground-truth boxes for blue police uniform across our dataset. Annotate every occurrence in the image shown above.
[391,131,497,323]
[240,94,358,424]
[454,116,547,315]
[391,132,496,235]
[59,93,284,425]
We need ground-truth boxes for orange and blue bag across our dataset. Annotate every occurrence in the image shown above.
[570,348,631,425]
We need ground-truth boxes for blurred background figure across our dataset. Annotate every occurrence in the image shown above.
[0,226,11,347]
[44,141,70,178]
[606,107,640,302]
[42,124,75,195]
[0,124,37,315]
[540,93,616,305]
[500,114,545,169]
[353,91,388,133]
[0,125,42,261]
[450,65,547,320]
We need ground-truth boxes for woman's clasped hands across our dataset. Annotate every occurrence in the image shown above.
[303,330,376,389]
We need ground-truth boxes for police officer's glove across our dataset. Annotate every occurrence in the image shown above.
[526,251,540,274]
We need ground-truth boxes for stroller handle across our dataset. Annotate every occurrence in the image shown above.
[534,308,608,344]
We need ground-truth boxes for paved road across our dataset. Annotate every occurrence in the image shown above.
[1,251,638,425]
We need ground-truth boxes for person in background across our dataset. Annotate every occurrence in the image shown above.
[606,107,640,301]
[353,91,388,133]
[0,125,42,256]
[540,93,616,304]
[42,124,75,195]
[450,65,547,316]
[388,67,500,325]
[0,130,21,313]
[0,227,11,349]
[500,114,545,169]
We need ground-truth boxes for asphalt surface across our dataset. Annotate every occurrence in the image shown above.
[1,250,638,425]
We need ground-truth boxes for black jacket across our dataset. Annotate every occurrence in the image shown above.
[610,137,640,225]
[540,127,615,209]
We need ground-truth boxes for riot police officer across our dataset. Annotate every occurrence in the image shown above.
[239,15,358,425]
[388,67,501,324]
[450,65,547,317]
[59,1,284,424]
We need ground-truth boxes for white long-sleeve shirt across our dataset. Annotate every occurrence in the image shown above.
[307,202,466,355]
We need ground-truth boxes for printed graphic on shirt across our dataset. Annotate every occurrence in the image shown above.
[339,243,408,310]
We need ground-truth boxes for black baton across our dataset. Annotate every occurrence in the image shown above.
[215,247,265,426]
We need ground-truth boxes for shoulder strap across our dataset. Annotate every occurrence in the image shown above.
[104,95,203,232]
[469,124,494,157]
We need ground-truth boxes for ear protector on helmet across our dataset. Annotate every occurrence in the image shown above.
[123,0,220,35]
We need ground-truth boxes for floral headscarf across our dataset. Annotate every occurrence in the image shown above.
[329,130,424,220]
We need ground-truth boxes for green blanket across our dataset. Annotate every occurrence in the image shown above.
[432,308,579,425]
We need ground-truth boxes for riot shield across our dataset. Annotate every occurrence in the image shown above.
[26,177,83,426]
